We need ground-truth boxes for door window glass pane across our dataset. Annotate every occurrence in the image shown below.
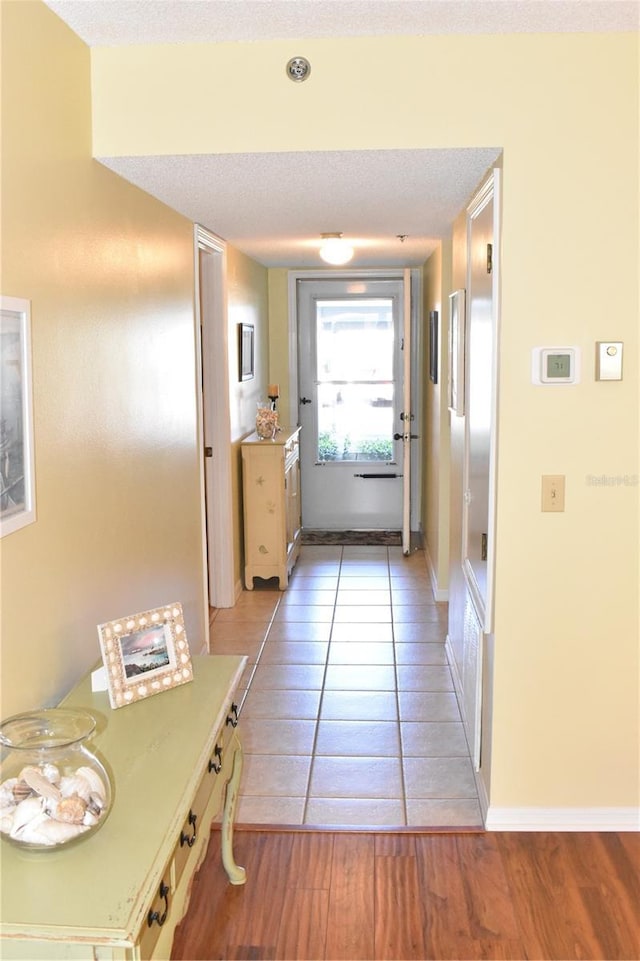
[315,300,395,463]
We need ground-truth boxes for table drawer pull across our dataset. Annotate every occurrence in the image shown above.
[226,703,239,728]
[180,810,197,848]
[208,744,223,773]
[147,881,170,927]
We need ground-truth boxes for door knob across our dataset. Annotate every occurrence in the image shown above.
[299,397,312,405]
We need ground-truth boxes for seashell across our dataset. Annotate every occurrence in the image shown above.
[12,810,51,843]
[10,796,44,837]
[87,796,105,817]
[0,812,14,834]
[12,779,35,802]
[41,763,61,785]
[39,817,89,846]
[53,794,87,825]
[18,813,88,846]
[21,767,61,801]
[59,773,92,803]
[0,778,18,808]
[75,766,106,801]
[82,809,100,827]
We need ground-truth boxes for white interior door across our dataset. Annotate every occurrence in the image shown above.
[297,277,405,530]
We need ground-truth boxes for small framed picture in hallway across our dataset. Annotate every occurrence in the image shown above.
[448,289,466,416]
[239,323,254,381]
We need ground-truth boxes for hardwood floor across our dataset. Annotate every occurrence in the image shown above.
[171,828,639,960]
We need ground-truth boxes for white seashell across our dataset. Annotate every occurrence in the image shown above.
[0,812,15,834]
[83,809,100,827]
[59,773,92,803]
[10,797,44,837]
[75,766,106,801]
[12,810,50,843]
[21,767,61,801]
[0,779,18,808]
[41,763,61,785]
[25,817,89,846]
[0,797,17,821]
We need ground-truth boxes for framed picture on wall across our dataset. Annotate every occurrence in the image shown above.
[1,295,36,537]
[238,323,254,381]
[429,310,438,384]
[448,289,466,416]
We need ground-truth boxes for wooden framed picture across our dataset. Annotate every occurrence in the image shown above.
[97,602,193,709]
[239,323,254,381]
[429,310,438,384]
[1,296,36,537]
[448,289,466,416]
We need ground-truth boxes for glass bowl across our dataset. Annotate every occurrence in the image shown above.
[0,708,112,850]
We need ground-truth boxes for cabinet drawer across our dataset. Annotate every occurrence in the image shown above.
[138,872,172,960]
[173,701,239,885]
[173,768,212,887]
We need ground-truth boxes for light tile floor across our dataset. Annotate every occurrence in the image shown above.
[209,545,483,828]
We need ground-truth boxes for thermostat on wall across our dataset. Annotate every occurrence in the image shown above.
[532,347,580,385]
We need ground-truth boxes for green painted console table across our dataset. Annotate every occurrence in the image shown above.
[0,654,247,959]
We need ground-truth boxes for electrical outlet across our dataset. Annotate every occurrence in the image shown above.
[542,475,565,512]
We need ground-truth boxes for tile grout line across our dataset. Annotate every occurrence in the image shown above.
[302,546,343,826]
[389,547,410,827]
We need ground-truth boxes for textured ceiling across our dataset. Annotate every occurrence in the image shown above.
[44,0,637,268]
[99,149,502,267]
[44,0,640,46]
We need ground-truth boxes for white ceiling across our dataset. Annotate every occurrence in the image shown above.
[99,148,502,267]
[44,0,638,268]
[44,1,640,46]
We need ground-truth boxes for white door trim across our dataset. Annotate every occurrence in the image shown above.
[287,267,423,531]
[194,225,236,615]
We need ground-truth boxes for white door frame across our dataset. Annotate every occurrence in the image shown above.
[194,225,236,617]
[287,268,423,532]
[461,171,501,634]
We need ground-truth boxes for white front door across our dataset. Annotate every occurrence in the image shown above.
[297,277,405,530]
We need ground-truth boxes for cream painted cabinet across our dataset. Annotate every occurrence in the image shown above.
[0,655,247,960]
[242,426,301,590]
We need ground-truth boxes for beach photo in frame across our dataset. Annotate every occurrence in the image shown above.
[97,602,193,709]
[1,296,36,537]
[448,289,467,416]
[238,323,254,381]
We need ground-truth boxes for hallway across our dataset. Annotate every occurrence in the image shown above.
[209,545,483,828]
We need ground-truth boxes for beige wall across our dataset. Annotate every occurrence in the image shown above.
[10,18,640,810]
[226,246,270,587]
[0,1,206,716]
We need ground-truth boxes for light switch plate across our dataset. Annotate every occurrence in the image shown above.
[542,475,565,512]
[596,342,623,380]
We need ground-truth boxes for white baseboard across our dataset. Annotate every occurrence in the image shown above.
[485,806,640,831]
[425,545,449,602]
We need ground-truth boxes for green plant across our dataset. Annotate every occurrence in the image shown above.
[318,432,339,461]
[359,438,393,460]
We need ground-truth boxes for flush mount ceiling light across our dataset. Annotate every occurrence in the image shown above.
[319,233,354,266]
